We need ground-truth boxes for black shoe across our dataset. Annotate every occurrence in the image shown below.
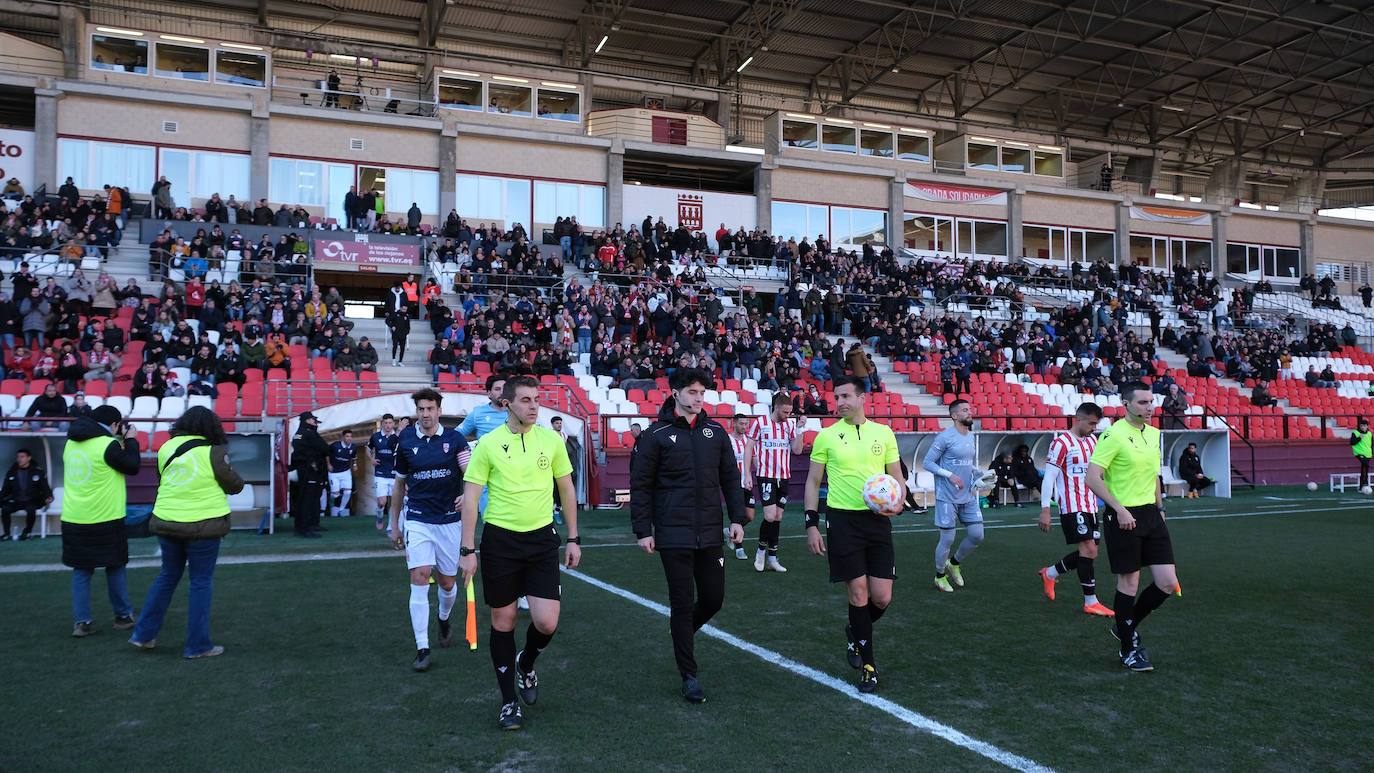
[844,625,862,670]
[681,675,706,703]
[438,617,452,648]
[1120,647,1155,672]
[1109,623,1142,651]
[17,532,30,541]
[0,534,10,542]
[515,650,539,705]
[411,648,431,672]
[499,701,523,730]
[113,615,136,630]
[858,664,878,693]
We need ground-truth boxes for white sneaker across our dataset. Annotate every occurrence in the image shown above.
[766,557,788,573]
[734,546,749,560]
[517,596,530,610]
[753,550,766,572]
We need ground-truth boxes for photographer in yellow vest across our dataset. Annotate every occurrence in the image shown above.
[130,406,244,658]
[62,405,141,638]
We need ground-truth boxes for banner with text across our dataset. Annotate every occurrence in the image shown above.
[0,129,35,190]
[312,238,420,273]
[1129,205,1212,226]
[904,182,1007,206]
[622,185,757,233]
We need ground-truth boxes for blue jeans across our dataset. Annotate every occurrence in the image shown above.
[559,236,571,258]
[432,364,456,381]
[577,332,592,355]
[131,536,221,657]
[72,566,133,624]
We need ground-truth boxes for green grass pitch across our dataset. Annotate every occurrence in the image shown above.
[1,488,1370,772]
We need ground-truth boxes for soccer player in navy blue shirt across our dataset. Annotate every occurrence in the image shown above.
[327,429,358,518]
[369,414,401,530]
[388,388,471,672]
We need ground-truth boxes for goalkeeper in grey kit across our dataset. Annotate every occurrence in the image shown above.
[922,399,990,592]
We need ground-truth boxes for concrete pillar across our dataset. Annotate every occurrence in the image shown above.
[1299,219,1315,278]
[32,89,60,191]
[58,6,85,79]
[1204,160,1246,207]
[249,115,270,205]
[755,164,773,232]
[1115,200,1131,266]
[888,173,904,250]
[606,139,624,230]
[1212,210,1228,278]
[1281,171,1326,214]
[1007,187,1023,261]
[438,123,457,216]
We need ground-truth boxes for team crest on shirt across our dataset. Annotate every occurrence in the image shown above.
[702,427,713,438]
[537,454,551,469]
[870,442,883,456]
[442,443,450,453]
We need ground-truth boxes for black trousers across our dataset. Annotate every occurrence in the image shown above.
[296,478,324,534]
[2,504,38,536]
[658,545,725,679]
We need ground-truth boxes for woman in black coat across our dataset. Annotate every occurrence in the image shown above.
[1178,443,1213,498]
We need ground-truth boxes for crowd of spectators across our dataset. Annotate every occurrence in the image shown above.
[1,178,127,261]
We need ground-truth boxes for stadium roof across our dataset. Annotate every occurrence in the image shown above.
[12,0,1374,182]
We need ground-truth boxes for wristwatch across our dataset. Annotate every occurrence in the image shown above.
[566,536,582,545]
[459,546,476,556]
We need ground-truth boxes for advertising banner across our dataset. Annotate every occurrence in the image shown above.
[623,185,757,232]
[0,129,36,190]
[904,182,1007,206]
[312,237,420,273]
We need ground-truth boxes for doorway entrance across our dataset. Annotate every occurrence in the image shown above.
[358,166,387,217]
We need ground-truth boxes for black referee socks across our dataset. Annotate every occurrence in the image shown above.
[490,628,518,703]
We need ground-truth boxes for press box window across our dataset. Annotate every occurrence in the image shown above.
[967,142,998,171]
[154,43,210,82]
[896,134,930,162]
[537,89,580,121]
[781,120,818,149]
[91,35,148,74]
[859,130,893,158]
[214,51,266,88]
[488,83,532,117]
[438,77,483,110]
[1034,151,1063,177]
[1000,147,1031,174]
[821,125,857,154]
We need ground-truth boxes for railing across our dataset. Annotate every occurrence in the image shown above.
[271,75,438,117]
[0,245,82,277]
[1203,406,1256,488]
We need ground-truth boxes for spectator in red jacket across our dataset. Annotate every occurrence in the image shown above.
[5,346,34,380]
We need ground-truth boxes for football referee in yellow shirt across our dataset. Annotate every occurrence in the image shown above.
[460,375,580,730]
[803,375,904,694]
[1086,382,1179,673]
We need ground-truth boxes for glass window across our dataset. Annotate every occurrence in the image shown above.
[160,150,190,208]
[1022,225,1051,259]
[269,158,325,206]
[438,77,483,110]
[91,35,147,74]
[967,142,998,170]
[387,169,439,217]
[974,221,1007,258]
[821,125,857,154]
[1269,247,1301,281]
[537,89,580,121]
[91,142,155,192]
[154,43,210,82]
[456,174,530,226]
[487,83,532,117]
[782,120,817,149]
[896,134,930,162]
[214,51,266,87]
[57,139,91,188]
[832,207,886,245]
[1130,235,1156,266]
[1001,147,1031,174]
[579,186,605,229]
[771,202,828,241]
[905,214,936,250]
[1084,230,1114,261]
[1034,151,1064,177]
[1185,240,1211,270]
[957,220,973,255]
[196,153,251,202]
[859,130,893,158]
[532,182,605,228]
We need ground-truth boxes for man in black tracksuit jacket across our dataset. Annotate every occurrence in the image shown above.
[630,368,747,703]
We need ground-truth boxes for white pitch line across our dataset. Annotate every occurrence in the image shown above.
[562,566,1056,773]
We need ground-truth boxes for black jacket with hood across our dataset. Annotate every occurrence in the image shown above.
[629,396,746,549]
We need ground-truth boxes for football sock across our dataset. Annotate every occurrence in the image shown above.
[848,604,875,666]
[1133,583,1171,625]
[953,522,985,562]
[1114,591,1136,655]
[1050,552,1080,579]
[935,527,956,572]
[436,583,457,621]
[338,489,352,513]
[519,623,555,671]
[1077,559,1096,601]
[762,520,780,556]
[490,627,518,703]
[867,602,886,624]
[409,584,430,649]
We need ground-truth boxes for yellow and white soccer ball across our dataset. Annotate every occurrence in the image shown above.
[861,474,903,514]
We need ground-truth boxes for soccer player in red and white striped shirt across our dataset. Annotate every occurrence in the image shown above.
[1037,402,1114,617]
[725,413,755,560]
[747,394,806,573]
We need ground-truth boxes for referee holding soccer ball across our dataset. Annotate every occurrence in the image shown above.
[802,375,904,694]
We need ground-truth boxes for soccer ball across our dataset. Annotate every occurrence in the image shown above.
[1362,486,1372,495]
[862,474,903,514]
[1306,481,1318,491]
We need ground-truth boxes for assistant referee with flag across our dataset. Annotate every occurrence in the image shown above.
[1086,382,1179,673]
